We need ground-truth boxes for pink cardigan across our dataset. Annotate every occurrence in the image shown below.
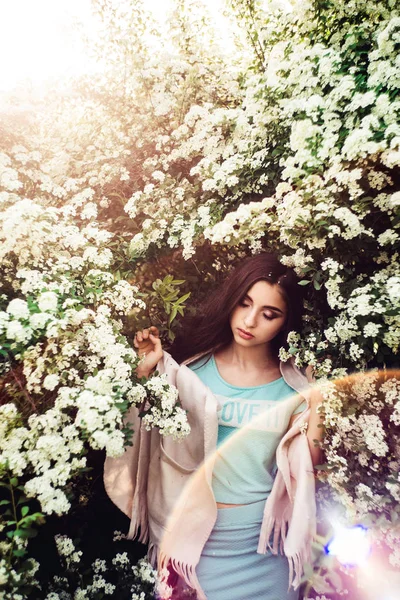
[104,351,316,600]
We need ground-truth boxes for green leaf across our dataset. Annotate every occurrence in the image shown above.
[315,463,329,471]
[175,292,191,304]
[168,306,178,325]
[298,280,311,286]
[313,280,322,290]
[163,292,178,302]
[21,506,29,517]
[14,527,37,539]
[0,499,10,506]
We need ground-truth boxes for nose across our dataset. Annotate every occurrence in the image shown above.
[243,309,257,329]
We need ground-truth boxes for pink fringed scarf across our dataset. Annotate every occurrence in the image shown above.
[257,412,316,589]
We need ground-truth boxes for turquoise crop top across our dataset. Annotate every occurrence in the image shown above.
[188,354,307,504]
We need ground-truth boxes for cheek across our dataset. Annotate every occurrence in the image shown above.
[265,318,285,337]
[229,307,241,325]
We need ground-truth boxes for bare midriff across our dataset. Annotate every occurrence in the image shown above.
[216,502,245,509]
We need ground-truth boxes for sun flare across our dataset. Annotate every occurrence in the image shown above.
[0,0,96,90]
[0,0,230,92]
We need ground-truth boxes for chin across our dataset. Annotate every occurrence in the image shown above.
[233,332,256,345]
[235,337,253,345]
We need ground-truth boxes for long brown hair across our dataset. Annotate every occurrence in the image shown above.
[170,253,304,364]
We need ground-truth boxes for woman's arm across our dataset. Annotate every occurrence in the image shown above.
[288,392,324,467]
[288,362,325,468]
[304,388,324,467]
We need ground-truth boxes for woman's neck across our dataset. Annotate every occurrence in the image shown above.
[218,341,279,371]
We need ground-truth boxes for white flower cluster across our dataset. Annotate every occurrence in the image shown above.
[279,331,344,381]
[204,197,274,250]
[102,280,146,315]
[137,375,191,440]
[0,402,82,515]
[112,529,126,542]
[54,535,83,568]
[46,540,162,599]
[358,414,389,457]
[280,248,314,275]
[132,557,156,584]
[0,556,39,599]
[145,375,179,411]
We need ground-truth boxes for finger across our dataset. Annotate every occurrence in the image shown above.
[149,333,162,348]
[149,326,160,337]
[137,331,143,342]
[143,328,149,340]
[133,338,139,348]
[149,334,163,360]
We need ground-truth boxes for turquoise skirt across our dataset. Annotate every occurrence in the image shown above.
[196,499,299,600]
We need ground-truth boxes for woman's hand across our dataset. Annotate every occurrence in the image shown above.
[305,364,315,384]
[134,326,163,379]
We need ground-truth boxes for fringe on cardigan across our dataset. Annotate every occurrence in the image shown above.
[127,492,149,544]
[257,515,287,555]
[147,541,158,567]
[158,550,206,600]
[125,489,207,599]
[286,551,308,591]
[257,514,309,590]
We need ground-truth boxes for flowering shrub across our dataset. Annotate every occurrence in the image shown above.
[1,0,399,598]
[319,371,400,561]
[42,535,162,600]
[44,0,398,376]
[201,0,400,376]
[0,142,189,597]
[299,370,400,598]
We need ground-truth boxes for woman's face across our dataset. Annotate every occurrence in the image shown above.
[229,280,287,348]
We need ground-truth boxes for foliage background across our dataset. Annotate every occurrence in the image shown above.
[0,0,399,598]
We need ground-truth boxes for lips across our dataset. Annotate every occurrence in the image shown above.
[237,328,254,340]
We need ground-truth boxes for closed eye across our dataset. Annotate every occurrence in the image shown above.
[239,300,276,320]
[238,300,250,307]
[263,313,276,321]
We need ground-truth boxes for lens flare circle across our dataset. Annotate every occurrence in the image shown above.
[326,524,371,566]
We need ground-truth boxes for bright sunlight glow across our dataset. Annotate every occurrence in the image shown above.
[0,0,231,92]
[0,0,94,91]
[326,524,371,567]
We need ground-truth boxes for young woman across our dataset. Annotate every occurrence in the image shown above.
[131,253,323,600]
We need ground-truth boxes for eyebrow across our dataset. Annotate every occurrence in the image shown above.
[243,294,284,314]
